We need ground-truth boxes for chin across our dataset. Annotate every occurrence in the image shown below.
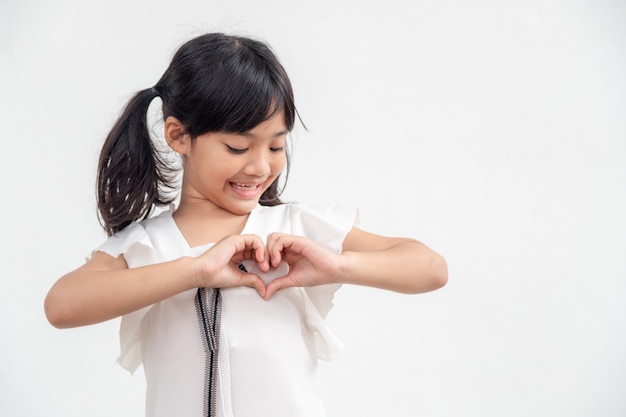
[226,200,259,216]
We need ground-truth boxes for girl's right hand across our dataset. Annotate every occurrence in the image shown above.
[194,234,270,297]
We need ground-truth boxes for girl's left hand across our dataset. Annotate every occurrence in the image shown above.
[264,233,340,300]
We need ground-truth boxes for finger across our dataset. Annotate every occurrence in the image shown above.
[233,234,265,262]
[232,235,268,272]
[266,233,289,268]
[244,234,265,257]
[256,244,271,272]
[246,235,271,271]
[264,279,279,300]
[264,276,292,300]
[240,272,267,298]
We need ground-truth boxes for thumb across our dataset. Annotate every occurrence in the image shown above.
[240,272,267,298]
[264,276,292,300]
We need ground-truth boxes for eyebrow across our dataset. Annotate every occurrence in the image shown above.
[240,130,289,139]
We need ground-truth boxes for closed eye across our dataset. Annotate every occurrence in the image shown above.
[270,146,285,153]
[226,145,247,154]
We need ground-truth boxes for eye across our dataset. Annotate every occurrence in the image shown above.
[226,145,247,154]
[270,146,285,153]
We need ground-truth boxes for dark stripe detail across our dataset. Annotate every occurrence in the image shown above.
[195,287,222,417]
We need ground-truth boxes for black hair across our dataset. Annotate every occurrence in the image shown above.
[97,33,297,236]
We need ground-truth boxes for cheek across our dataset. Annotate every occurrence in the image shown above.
[272,154,287,175]
[185,154,231,184]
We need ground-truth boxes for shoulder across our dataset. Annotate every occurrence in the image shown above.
[287,201,358,232]
[93,209,173,260]
[257,201,359,252]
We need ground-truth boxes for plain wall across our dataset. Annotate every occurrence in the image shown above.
[1,0,625,416]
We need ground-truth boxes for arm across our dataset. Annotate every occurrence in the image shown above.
[45,234,270,328]
[338,227,448,293]
[263,227,447,299]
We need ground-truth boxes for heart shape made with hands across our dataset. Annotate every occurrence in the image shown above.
[240,259,290,285]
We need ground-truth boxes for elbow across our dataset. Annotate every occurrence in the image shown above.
[412,252,447,294]
[431,254,448,290]
[44,292,75,329]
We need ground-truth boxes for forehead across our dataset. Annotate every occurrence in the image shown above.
[239,111,288,138]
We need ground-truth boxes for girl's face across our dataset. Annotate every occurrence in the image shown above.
[178,112,288,215]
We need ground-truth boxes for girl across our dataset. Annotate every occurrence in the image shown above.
[45,33,447,417]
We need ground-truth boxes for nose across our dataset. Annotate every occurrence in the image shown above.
[242,149,272,177]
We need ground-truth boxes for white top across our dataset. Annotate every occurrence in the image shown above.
[94,203,358,417]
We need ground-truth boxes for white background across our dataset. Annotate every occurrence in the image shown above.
[1,1,625,416]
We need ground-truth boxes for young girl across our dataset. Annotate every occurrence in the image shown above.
[45,33,447,417]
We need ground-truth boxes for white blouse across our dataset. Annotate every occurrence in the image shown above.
[94,203,358,417]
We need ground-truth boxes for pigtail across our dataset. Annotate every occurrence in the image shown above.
[97,88,176,236]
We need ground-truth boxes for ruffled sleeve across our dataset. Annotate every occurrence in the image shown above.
[287,203,359,360]
[288,203,359,254]
[92,223,163,373]
[287,203,359,312]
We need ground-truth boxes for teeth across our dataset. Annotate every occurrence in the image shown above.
[233,183,258,190]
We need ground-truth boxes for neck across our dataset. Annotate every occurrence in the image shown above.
[173,199,252,247]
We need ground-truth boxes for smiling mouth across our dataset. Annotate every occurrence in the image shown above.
[231,182,262,191]
[229,182,265,198]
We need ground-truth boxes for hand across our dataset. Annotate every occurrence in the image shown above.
[195,234,270,297]
[264,233,341,300]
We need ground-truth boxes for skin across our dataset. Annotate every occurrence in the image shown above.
[45,111,448,328]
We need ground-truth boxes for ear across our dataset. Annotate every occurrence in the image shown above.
[164,116,191,156]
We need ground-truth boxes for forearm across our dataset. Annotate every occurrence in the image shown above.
[336,241,448,293]
[45,257,197,328]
